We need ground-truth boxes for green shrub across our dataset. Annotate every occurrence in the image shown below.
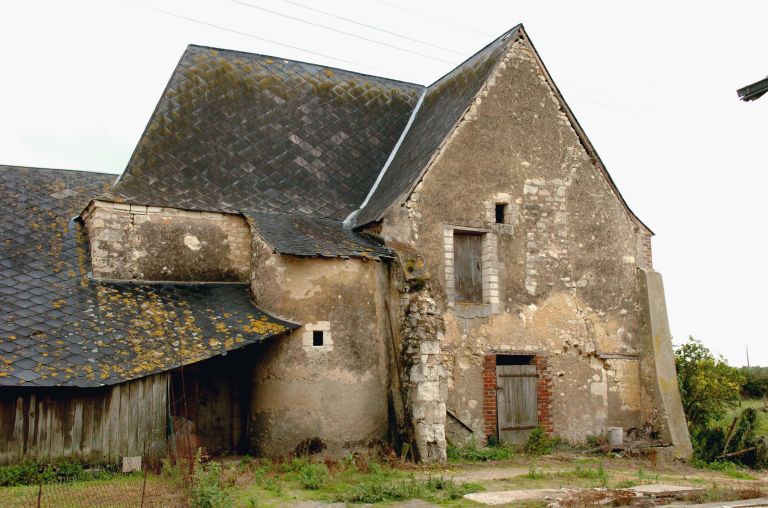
[0,461,41,486]
[0,459,111,487]
[524,427,559,455]
[741,367,768,398]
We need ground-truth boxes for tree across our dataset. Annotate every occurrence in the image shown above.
[675,337,744,433]
[741,367,768,398]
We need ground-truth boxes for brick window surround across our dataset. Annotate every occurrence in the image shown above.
[483,354,553,440]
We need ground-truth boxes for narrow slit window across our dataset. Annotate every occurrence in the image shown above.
[312,330,324,347]
[495,203,507,224]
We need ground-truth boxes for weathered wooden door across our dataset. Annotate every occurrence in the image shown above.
[496,364,538,444]
[453,233,482,303]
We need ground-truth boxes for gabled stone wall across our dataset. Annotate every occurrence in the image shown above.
[379,35,689,454]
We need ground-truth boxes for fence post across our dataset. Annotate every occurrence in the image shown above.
[141,442,148,508]
[36,481,42,508]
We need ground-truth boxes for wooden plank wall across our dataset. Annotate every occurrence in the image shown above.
[0,373,168,465]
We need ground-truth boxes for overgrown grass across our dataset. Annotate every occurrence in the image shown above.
[692,459,758,480]
[236,453,483,504]
[336,475,482,503]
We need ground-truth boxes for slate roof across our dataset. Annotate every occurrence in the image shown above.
[0,166,297,387]
[103,45,422,221]
[98,28,524,233]
[244,211,392,259]
[355,26,520,225]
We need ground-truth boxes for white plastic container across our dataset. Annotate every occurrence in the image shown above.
[606,427,623,446]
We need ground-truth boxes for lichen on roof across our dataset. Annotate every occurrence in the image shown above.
[0,166,297,387]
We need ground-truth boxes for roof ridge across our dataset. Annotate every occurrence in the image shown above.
[425,24,522,89]
[185,43,427,89]
[0,164,118,177]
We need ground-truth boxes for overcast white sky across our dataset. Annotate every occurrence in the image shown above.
[1,1,765,365]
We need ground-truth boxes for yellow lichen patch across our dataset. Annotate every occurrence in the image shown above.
[242,316,287,335]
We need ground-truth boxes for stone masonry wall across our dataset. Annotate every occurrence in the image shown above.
[380,36,663,445]
[83,201,251,281]
[400,287,447,462]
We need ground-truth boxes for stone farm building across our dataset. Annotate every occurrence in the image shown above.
[0,25,692,464]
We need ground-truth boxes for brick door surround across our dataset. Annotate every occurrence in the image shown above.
[483,353,553,441]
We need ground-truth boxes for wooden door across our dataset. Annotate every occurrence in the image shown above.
[496,364,538,444]
[454,233,482,303]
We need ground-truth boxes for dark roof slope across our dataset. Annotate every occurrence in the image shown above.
[244,211,392,259]
[354,26,520,226]
[0,166,296,387]
[103,45,422,220]
[737,76,768,102]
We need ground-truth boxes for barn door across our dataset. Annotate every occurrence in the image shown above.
[496,363,538,444]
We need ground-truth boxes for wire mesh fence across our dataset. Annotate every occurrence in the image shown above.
[0,473,187,508]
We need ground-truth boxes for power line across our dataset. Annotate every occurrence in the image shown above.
[226,0,456,65]
[128,2,371,70]
[277,0,468,57]
[370,0,495,38]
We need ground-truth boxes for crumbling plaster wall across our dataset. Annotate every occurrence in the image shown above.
[380,39,652,443]
[248,235,391,456]
[83,201,250,281]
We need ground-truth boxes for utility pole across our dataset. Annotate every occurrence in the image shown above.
[746,345,750,368]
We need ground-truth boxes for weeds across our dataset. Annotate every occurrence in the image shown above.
[297,463,329,490]
[636,467,660,483]
[336,475,481,503]
[447,440,514,462]
[190,455,232,508]
[525,463,545,479]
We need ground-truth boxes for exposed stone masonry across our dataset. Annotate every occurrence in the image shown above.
[400,285,448,462]
[83,201,251,281]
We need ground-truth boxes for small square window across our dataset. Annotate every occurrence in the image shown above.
[312,330,324,347]
[495,203,507,224]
